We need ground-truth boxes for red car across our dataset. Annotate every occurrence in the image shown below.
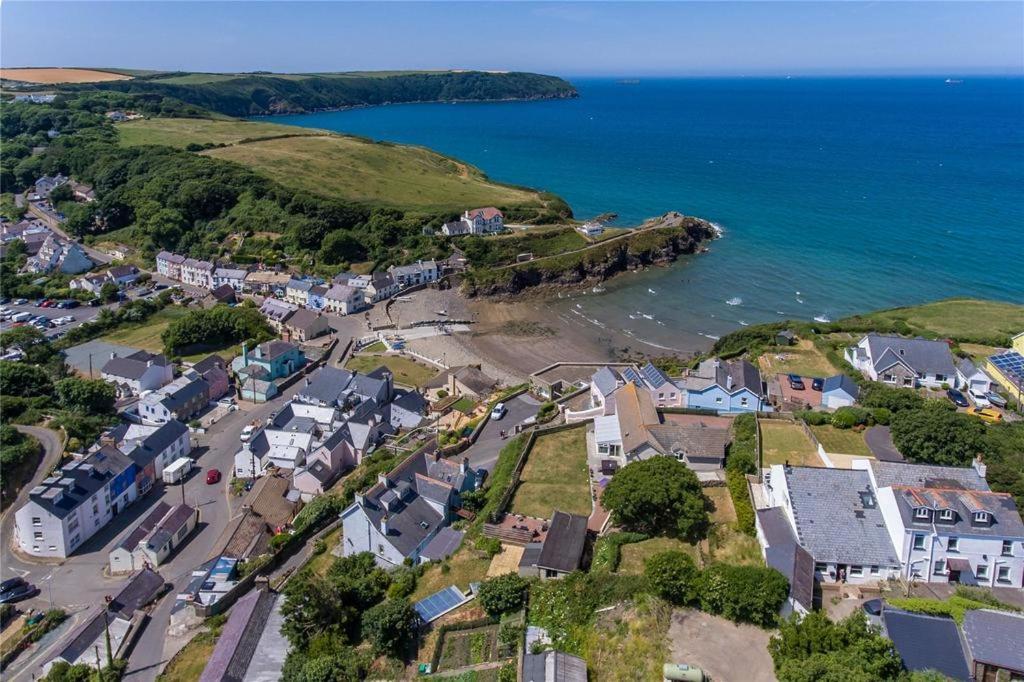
[40,300,54,308]
[206,469,221,485]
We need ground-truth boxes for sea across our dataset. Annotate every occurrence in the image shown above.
[259,77,1024,353]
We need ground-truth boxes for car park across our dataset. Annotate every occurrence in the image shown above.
[986,392,1008,408]
[811,377,824,391]
[946,388,969,408]
[788,374,806,390]
[966,407,1002,423]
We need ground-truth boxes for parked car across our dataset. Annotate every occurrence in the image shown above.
[57,299,80,309]
[811,377,824,391]
[40,300,54,308]
[206,469,222,485]
[240,425,257,442]
[491,402,507,420]
[0,576,26,593]
[12,298,28,305]
[0,582,37,604]
[986,392,1008,408]
[33,299,46,307]
[788,374,806,390]
[966,407,1002,424]
[968,390,991,408]
[946,388,969,408]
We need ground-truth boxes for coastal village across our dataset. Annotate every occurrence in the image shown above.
[1,78,1023,682]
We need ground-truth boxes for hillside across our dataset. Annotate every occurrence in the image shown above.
[71,70,578,116]
[116,117,565,215]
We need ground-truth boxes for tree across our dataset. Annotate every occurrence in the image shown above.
[281,572,358,650]
[859,384,925,413]
[698,564,790,627]
[99,281,120,303]
[769,611,905,682]
[55,377,116,414]
[0,360,54,398]
[61,203,97,238]
[602,458,709,541]
[161,304,273,356]
[0,326,55,365]
[318,229,365,265]
[644,550,700,605]
[890,403,987,466]
[361,598,419,656]
[477,573,529,616]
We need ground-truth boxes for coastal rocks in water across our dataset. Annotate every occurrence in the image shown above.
[462,212,718,297]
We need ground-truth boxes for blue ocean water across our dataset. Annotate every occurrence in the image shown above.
[262,78,1024,351]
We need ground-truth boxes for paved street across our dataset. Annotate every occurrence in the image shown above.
[461,394,541,474]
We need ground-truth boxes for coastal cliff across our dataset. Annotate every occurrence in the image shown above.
[75,71,579,117]
[461,212,718,297]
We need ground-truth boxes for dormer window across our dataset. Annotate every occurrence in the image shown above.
[939,509,955,522]
[914,507,931,520]
[973,511,989,524]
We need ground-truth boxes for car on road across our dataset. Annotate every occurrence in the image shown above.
[491,402,507,420]
[240,424,257,442]
[0,576,26,593]
[206,469,222,485]
[986,392,1008,408]
[788,374,805,390]
[947,388,969,408]
[0,582,38,604]
[966,407,1002,424]
[811,377,824,391]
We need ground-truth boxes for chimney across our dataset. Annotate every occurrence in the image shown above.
[973,457,987,479]
[461,457,468,475]
[110,352,117,360]
[241,342,249,365]
[378,473,391,488]
[380,514,389,535]
[434,450,441,462]
[726,375,733,390]
[354,491,365,507]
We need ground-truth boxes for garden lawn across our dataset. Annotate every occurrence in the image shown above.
[810,425,873,456]
[758,339,837,378]
[157,630,216,682]
[759,420,821,467]
[411,545,490,601]
[510,427,590,519]
[345,353,436,387]
[452,397,476,414]
[617,538,700,575]
[99,306,190,353]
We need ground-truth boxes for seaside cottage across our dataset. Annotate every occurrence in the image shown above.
[679,358,768,413]
[324,284,364,315]
[846,334,959,389]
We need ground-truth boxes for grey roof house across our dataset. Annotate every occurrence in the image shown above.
[846,334,960,389]
[519,510,588,579]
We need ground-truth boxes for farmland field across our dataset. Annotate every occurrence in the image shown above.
[117,117,325,148]
[0,67,131,83]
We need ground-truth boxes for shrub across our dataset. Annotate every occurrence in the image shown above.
[644,551,699,605]
[831,406,870,429]
[478,574,529,616]
[870,407,891,425]
[602,458,709,542]
[886,595,1015,625]
[891,403,987,466]
[726,470,756,536]
[797,410,830,426]
[590,532,648,573]
[698,564,789,627]
[361,598,419,656]
[859,383,925,413]
[475,535,502,558]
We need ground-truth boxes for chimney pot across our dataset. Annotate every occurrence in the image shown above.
[461,457,468,475]
[380,514,389,535]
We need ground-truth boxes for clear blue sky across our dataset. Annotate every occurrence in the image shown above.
[2,1,1021,77]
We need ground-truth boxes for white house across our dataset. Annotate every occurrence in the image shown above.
[15,447,138,558]
[846,334,960,389]
[285,278,314,306]
[576,221,604,237]
[388,260,439,288]
[956,359,994,397]
[861,459,1024,588]
[363,272,399,304]
[100,350,174,397]
[180,258,214,289]
[26,235,93,274]
[106,419,192,488]
[213,267,249,292]
[440,207,504,236]
[324,284,363,315]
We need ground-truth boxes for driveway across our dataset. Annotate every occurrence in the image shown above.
[461,394,541,474]
[864,426,906,462]
[667,609,777,682]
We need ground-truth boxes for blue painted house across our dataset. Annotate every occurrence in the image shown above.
[307,285,328,310]
[232,340,305,381]
[681,358,769,413]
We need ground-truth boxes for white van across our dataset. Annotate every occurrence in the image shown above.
[11,312,32,323]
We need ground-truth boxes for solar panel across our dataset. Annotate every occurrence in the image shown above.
[990,352,1024,384]
[622,367,644,386]
[414,585,469,623]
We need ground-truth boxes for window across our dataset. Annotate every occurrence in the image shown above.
[715,396,723,404]
[31,517,41,526]
[935,374,946,382]
[68,518,79,531]
[948,537,959,552]
[870,566,880,575]
[1002,540,1014,557]
[814,563,827,573]
[740,397,749,407]
[939,509,954,521]
[913,534,926,550]
[997,566,1011,583]
[849,565,863,576]
[70,535,80,547]
[883,373,895,383]
[977,564,989,579]
[658,393,664,399]
[914,507,930,520]
[33,531,43,540]
[974,512,989,524]
[933,560,946,575]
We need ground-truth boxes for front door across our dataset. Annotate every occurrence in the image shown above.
[837,564,849,583]
[948,570,961,584]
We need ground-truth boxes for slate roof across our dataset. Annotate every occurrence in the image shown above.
[869,461,989,491]
[592,366,622,397]
[101,350,168,381]
[29,447,135,518]
[822,374,859,398]
[107,265,137,279]
[301,459,333,484]
[645,422,730,463]
[420,527,464,562]
[962,609,1024,673]
[258,298,297,322]
[210,284,236,302]
[144,504,195,551]
[782,466,900,566]
[391,389,428,415]
[286,278,313,292]
[863,334,957,376]
[284,308,325,333]
[256,340,298,361]
[426,456,471,490]
[537,511,588,573]
[883,609,971,681]
[118,419,189,469]
[352,370,390,401]
[452,366,497,396]
[116,501,171,552]
[199,589,277,682]
[890,487,1024,538]
[522,651,587,682]
[192,354,226,374]
[215,267,249,280]
[108,567,165,619]
[159,376,209,413]
[294,366,354,406]
[248,475,297,530]
[756,507,814,614]
[325,283,358,301]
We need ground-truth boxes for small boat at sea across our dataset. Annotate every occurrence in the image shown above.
[726,297,742,306]
[945,78,963,85]
[814,314,832,323]
[648,288,657,295]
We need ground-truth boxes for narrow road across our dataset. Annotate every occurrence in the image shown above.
[1,425,63,559]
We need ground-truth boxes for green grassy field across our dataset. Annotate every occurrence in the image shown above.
[758,339,838,378]
[99,306,190,352]
[617,537,699,574]
[810,425,873,456]
[411,545,490,601]
[759,420,821,467]
[344,353,437,387]
[844,299,1024,341]
[202,133,551,212]
[511,426,591,519]
[117,117,325,148]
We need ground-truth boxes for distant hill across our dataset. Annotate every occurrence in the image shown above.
[66,70,578,116]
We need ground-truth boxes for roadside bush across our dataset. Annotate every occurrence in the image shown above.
[644,551,699,606]
[870,407,891,425]
[698,564,789,627]
[478,574,529,616]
